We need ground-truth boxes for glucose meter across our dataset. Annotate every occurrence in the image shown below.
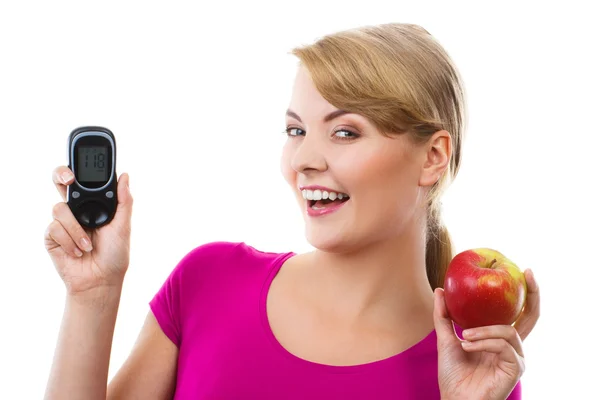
[66,126,117,228]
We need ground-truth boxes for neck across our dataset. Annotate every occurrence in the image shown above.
[303,227,434,328]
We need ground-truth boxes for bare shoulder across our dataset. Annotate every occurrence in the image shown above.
[107,310,178,400]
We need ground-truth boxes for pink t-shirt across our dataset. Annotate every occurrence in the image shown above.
[149,241,522,399]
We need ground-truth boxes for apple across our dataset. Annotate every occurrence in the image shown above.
[443,248,527,329]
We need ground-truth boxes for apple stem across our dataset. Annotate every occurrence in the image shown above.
[489,258,497,268]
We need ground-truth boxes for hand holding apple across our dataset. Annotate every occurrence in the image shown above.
[435,251,540,400]
[443,248,527,329]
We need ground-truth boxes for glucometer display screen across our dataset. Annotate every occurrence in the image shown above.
[78,146,108,182]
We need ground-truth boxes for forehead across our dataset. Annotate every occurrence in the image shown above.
[287,67,380,135]
[288,67,337,117]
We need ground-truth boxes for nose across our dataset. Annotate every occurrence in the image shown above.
[290,132,328,174]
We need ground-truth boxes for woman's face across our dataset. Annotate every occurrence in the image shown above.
[280,66,443,252]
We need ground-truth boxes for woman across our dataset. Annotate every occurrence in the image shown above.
[44,23,540,399]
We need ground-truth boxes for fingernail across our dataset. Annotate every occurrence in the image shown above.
[461,341,473,347]
[463,329,475,339]
[80,237,92,252]
[61,171,72,183]
[74,248,83,257]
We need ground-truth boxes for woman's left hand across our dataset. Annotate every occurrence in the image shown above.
[434,269,540,400]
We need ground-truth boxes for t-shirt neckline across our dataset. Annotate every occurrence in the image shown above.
[259,251,437,374]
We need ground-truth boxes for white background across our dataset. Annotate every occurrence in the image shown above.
[1,0,598,398]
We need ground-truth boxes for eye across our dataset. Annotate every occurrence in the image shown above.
[334,129,359,140]
[285,127,305,137]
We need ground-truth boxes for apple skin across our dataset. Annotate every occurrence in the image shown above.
[443,248,527,329]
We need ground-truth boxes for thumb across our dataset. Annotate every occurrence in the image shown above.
[433,288,460,347]
[113,172,133,225]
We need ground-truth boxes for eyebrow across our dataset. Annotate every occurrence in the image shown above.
[286,109,351,123]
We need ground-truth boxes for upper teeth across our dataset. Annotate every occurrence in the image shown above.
[302,189,349,201]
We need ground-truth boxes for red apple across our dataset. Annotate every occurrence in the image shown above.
[443,248,527,329]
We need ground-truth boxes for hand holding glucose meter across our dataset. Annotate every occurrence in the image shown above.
[67,126,117,229]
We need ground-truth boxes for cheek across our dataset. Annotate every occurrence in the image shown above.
[280,142,295,186]
[346,151,399,188]
[348,150,419,210]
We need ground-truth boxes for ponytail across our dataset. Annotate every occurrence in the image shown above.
[425,201,454,290]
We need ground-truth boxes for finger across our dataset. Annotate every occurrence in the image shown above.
[514,268,540,341]
[462,338,526,380]
[44,219,84,258]
[462,325,524,358]
[461,338,523,366]
[433,288,460,347]
[52,166,74,202]
[52,202,93,253]
[112,172,133,228]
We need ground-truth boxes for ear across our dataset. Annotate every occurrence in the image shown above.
[418,130,452,187]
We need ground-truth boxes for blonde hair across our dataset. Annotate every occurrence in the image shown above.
[290,23,466,289]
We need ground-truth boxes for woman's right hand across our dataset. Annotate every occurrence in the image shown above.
[44,166,134,296]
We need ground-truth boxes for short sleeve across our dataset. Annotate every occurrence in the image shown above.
[148,241,243,347]
[149,252,187,347]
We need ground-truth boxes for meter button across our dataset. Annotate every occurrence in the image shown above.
[76,201,109,228]
[80,210,91,225]
[105,191,114,199]
[95,209,109,225]
[72,191,80,199]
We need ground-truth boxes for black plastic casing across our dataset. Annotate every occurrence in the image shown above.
[67,126,117,229]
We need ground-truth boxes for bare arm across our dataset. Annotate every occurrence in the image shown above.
[44,167,177,399]
[44,286,178,400]
[107,310,178,399]
[44,286,122,400]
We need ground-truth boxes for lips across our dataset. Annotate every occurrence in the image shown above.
[306,196,350,217]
